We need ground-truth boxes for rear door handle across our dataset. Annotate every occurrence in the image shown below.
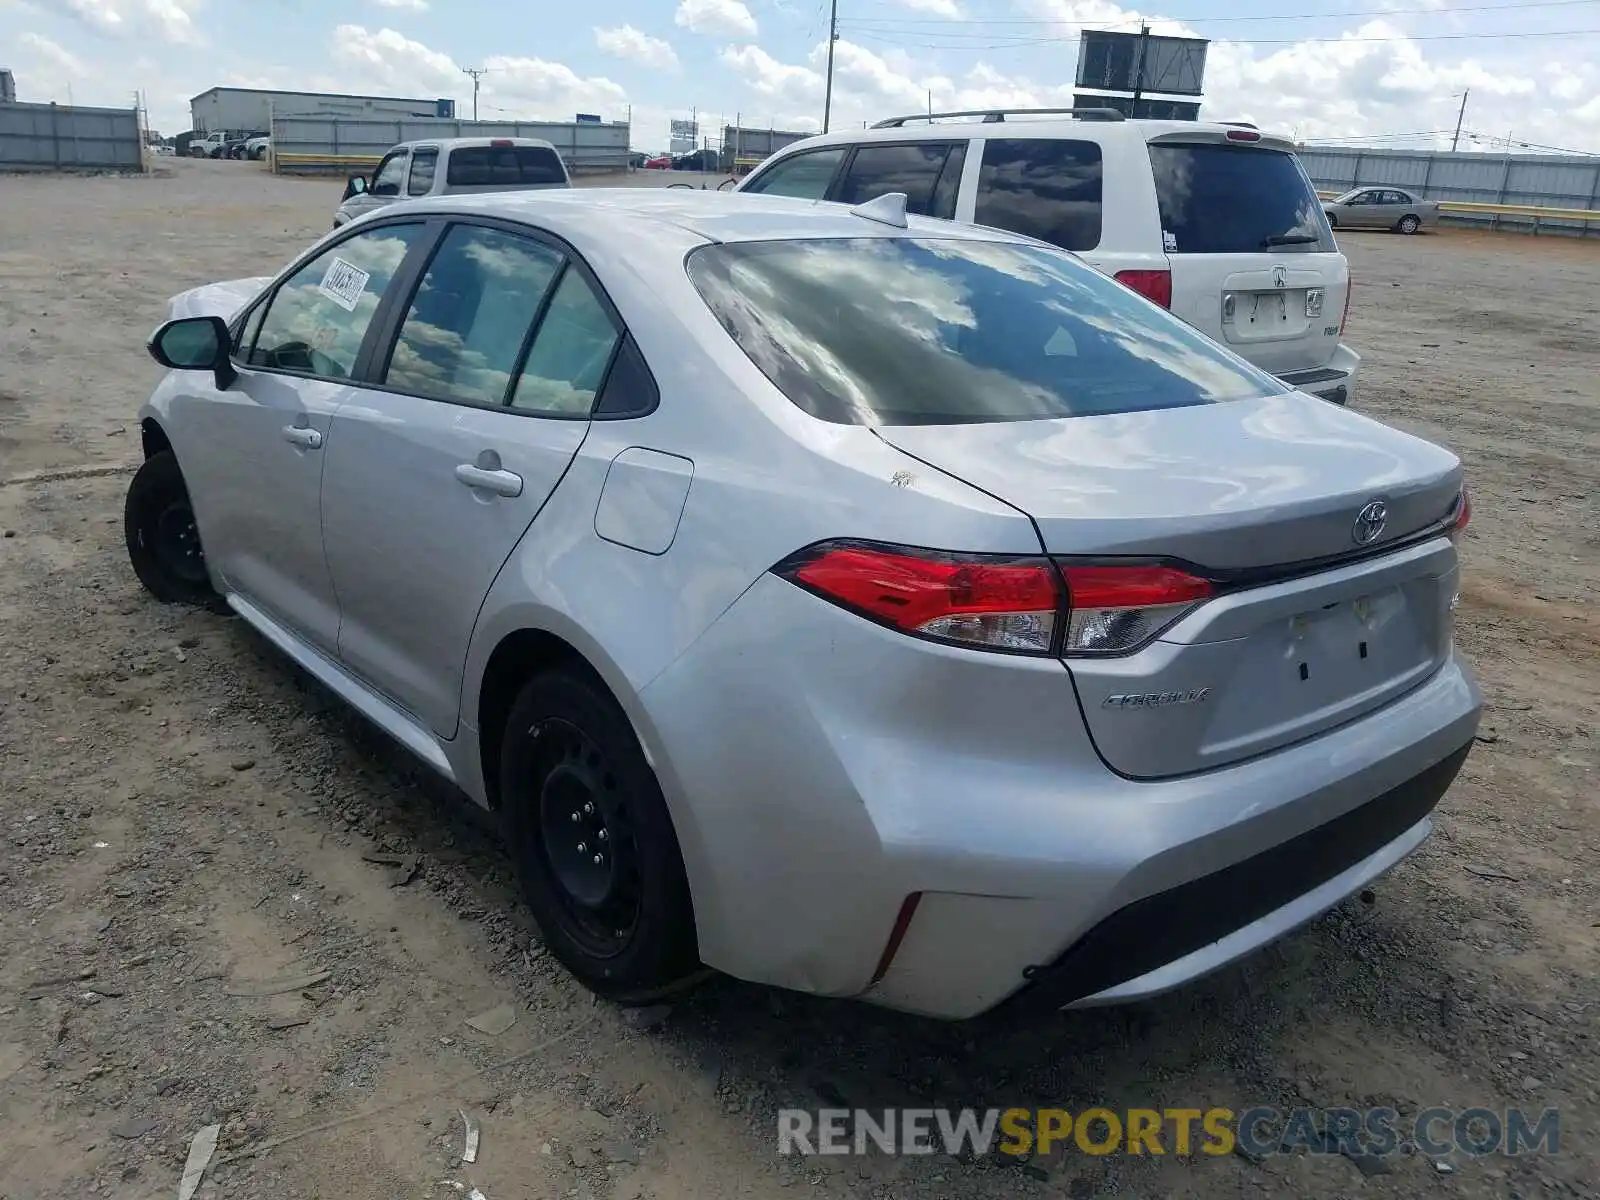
[282,425,323,450]
[454,464,524,498]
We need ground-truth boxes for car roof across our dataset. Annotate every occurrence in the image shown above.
[389,187,1045,253]
[766,118,1297,155]
[393,137,559,152]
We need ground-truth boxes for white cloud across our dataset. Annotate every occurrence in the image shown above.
[898,0,962,16]
[331,23,460,93]
[675,0,756,39]
[34,0,202,44]
[19,32,91,77]
[480,54,629,118]
[595,25,679,71]
[372,0,429,9]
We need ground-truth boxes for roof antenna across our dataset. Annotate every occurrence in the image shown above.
[849,192,909,229]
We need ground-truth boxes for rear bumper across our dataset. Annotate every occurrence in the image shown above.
[1278,342,1361,405]
[639,573,1480,1020]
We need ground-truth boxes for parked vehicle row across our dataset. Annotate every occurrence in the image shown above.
[127,115,1479,1021]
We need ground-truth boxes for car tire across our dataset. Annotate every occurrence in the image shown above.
[1397,214,1421,235]
[124,450,220,607]
[1326,213,1338,229]
[499,666,701,1003]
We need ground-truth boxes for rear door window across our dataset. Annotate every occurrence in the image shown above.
[743,148,846,200]
[973,138,1103,251]
[834,142,966,218]
[1148,143,1333,253]
[407,148,439,196]
[446,145,567,186]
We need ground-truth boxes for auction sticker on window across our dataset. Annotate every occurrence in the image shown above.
[318,258,369,312]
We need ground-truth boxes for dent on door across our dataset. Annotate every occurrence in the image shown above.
[593,448,696,555]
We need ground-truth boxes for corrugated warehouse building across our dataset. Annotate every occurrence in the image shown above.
[190,87,454,134]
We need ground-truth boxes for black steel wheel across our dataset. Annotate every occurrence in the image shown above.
[500,667,699,1001]
[124,450,219,606]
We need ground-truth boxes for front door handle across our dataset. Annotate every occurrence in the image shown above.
[454,463,524,498]
[283,425,323,450]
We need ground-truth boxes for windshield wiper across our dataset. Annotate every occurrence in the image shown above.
[1262,234,1320,246]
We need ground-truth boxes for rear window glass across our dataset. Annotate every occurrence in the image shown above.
[1149,144,1333,254]
[974,138,1103,252]
[687,237,1283,426]
[446,145,566,186]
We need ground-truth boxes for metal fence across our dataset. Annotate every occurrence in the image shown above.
[1300,145,1600,236]
[0,101,143,172]
[721,125,810,170]
[270,115,630,175]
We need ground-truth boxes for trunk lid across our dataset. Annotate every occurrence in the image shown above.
[1148,135,1346,376]
[878,394,1464,777]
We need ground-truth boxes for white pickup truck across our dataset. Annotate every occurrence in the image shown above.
[333,137,571,227]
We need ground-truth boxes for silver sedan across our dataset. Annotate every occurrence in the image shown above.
[1323,186,1440,234]
[126,189,1480,1019]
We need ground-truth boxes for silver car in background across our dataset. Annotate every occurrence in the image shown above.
[127,189,1479,1019]
[1323,187,1440,234]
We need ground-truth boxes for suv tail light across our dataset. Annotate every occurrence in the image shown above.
[1114,269,1172,308]
[1340,277,1352,335]
[774,541,1213,657]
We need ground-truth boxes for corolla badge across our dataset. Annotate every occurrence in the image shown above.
[1352,499,1388,545]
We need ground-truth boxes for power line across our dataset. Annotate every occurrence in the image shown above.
[841,25,1600,50]
[840,0,1600,25]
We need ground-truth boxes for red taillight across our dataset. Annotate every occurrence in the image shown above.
[775,541,1214,657]
[1225,128,1261,142]
[1114,269,1172,308]
[1058,564,1212,654]
[783,542,1062,654]
[491,138,515,147]
[1340,277,1352,335]
[1450,485,1471,539]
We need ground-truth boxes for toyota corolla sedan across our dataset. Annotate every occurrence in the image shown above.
[127,189,1479,1020]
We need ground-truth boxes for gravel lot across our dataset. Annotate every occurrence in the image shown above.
[0,157,1595,1200]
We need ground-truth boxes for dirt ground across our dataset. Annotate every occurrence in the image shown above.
[0,158,1595,1200]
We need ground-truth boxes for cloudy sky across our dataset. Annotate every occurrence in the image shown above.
[4,0,1598,154]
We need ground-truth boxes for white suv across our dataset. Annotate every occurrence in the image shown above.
[736,108,1359,405]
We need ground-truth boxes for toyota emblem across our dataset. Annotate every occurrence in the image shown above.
[1352,500,1388,546]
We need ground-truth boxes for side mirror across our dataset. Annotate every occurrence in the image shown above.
[342,175,369,201]
[147,315,237,390]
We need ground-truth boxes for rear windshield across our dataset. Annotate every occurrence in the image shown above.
[1149,144,1333,254]
[446,145,566,186]
[687,237,1284,426]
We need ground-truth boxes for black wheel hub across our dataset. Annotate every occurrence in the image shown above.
[153,502,207,584]
[533,720,640,955]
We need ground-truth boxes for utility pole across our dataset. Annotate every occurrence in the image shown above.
[1130,23,1150,114]
[1450,88,1469,153]
[461,66,486,122]
[823,0,839,134]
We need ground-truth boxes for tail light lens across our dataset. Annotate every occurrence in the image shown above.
[1114,269,1172,308]
[774,541,1213,657]
[1449,485,1471,540]
[1058,564,1213,654]
[1340,277,1352,335]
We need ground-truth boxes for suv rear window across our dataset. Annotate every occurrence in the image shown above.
[446,145,566,186]
[687,237,1280,426]
[974,138,1103,251]
[1148,143,1333,254]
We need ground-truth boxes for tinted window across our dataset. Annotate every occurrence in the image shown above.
[1149,144,1333,253]
[510,268,622,415]
[742,148,845,200]
[835,143,964,218]
[383,225,563,405]
[446,145,566,186]
[407,148,439,196]
[688,237,1282,426]
[249,224,422,379]
[371,151,408,198]
[974,139,1102,252]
